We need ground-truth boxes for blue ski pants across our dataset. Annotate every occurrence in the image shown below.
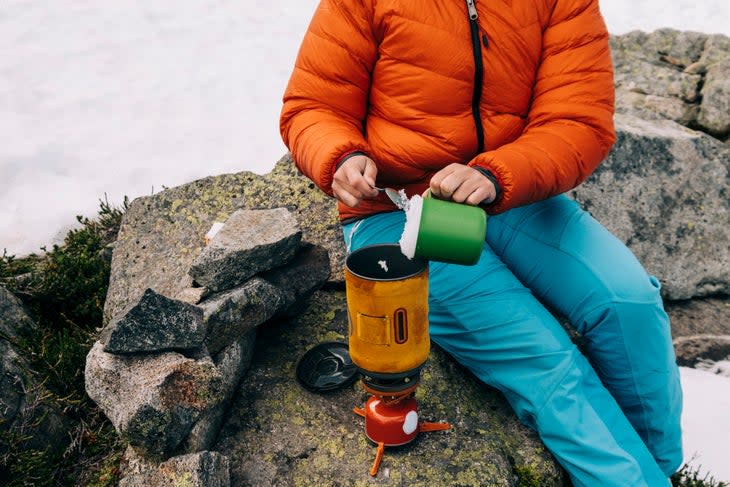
[343,194,683,487]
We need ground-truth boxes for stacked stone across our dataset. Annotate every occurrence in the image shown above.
[84,208,330,486]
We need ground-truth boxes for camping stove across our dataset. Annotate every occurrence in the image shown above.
[352,375,450,476]
[345,244,450,477]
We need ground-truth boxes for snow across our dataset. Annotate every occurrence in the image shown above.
[1,1,729,482]
[399,194,423,260]
[1,1,314,255]
[680,366,730,483]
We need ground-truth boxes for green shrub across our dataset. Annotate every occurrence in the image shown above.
[672,463,729,487]
[0,250,40,280]
[0,196,128,487]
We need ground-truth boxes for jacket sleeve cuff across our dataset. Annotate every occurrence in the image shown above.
[472,166,503,205]
[335,150,368,170]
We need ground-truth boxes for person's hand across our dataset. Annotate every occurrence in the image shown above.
[429,163,497,205]
[332,154,379,207]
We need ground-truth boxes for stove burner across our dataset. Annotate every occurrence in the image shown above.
[359,367,421,394]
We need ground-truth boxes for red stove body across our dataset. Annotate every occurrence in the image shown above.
[364,395,419,446]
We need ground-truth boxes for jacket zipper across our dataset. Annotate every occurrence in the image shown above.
[465,0,485,153]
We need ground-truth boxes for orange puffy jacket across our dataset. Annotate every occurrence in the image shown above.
[280,0,615,220]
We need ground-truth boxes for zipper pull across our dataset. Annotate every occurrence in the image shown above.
[466,0,478,20]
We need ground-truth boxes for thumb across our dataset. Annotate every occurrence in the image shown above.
[362,158,378,187]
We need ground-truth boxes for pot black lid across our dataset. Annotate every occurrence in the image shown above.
[296,341,359,392]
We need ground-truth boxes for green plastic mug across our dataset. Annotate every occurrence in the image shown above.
[412,192,487,265]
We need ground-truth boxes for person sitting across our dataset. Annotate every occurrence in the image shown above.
[280,1,683,485]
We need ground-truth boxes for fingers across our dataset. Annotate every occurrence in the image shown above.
[454,180,491,205]
[332,155,379,207]
[429,164,457,199]
[334,158,496,208]
[362,158,377,188]
[430,164,496,205]
[332,181,362,207]
[430,163,470,201]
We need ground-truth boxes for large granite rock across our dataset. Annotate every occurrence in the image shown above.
[103,161,341,325]
[215,290,566,486]
[85,343,224,457]
[572,114,730,300]
[611,29,730,140]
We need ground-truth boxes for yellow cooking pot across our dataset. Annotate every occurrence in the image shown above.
[345,244,429,385]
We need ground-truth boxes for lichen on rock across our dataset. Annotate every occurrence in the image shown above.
[214,290,565,486]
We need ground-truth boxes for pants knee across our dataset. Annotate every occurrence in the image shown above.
[576,272,665,330]
[581,295,671,353]
[498,348,583,429]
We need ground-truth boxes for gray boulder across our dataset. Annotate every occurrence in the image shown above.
[199,278,284,355]
[611,29,730,140]
[101,288,206,354]
[189,208,302,292]
[103,160,342,324]
[572,114,730,300]
[85,342,224,457]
